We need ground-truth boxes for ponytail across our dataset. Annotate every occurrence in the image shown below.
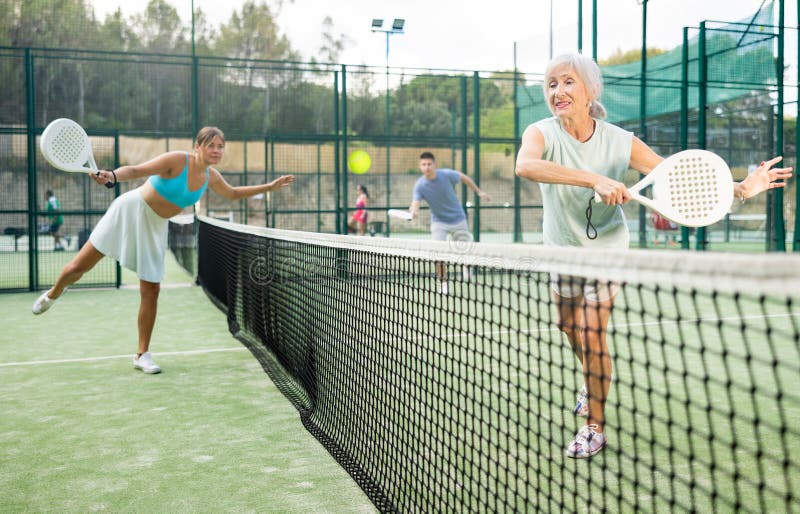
[589,100,607,120]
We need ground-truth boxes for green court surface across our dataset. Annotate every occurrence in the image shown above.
[0,257,375,513]
[2,249,798,511]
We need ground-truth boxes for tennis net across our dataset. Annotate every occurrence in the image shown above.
[189,215,799,513]
[168,214,196,277]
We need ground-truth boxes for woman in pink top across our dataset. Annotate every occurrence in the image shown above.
[348,184,369,236]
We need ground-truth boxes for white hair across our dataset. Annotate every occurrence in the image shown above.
[542,53,607,120]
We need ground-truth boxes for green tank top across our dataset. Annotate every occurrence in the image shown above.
[534,117,633,248]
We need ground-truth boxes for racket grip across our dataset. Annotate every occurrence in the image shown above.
[96,170,115,188]
[593,192,602,203]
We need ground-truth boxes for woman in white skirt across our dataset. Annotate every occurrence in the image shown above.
[32,127,294,374]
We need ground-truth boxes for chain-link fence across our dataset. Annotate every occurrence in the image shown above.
[1,2,798,292]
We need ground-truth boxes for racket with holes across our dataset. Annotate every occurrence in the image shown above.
[40,118,114,188]
[595,149,734,227]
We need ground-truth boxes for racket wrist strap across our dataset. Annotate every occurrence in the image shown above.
[585,196,598,240]
[110,170,117,186]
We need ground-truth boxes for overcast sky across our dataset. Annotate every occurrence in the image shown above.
[88,0,786,73]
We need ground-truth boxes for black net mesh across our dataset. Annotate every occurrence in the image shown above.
[192,216,800,512]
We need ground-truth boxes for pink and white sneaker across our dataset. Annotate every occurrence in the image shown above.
[566,424,606,458]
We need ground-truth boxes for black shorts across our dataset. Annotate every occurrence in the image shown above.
[49,223,62,234]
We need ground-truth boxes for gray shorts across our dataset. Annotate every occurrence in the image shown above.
[550,273,619,302]
[430,219,472,242]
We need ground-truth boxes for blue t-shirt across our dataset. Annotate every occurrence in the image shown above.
[412,168,466,224]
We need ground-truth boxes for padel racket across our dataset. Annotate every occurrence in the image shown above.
[388,209,413,221]
[40,118,114,188]
[595,149,733,227]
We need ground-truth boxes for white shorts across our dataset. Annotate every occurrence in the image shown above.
[550,273,619,303]
[430,219,472,242]
[89,189,169,283]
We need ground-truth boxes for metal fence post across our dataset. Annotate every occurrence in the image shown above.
[769,1,786,251]
[696,22,708,250]
[472,71,481,242]
[25,48,37,291]
[341,66,348,235]
[680,27,691,249]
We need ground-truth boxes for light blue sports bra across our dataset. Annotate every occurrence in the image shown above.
[148,153,209,208]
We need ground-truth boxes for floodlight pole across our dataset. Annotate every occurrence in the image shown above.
[372,20,404,228]
[384,31,390,227]
[371,22,404,138]
[385,31,390,137]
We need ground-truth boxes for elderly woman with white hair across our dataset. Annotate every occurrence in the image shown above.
[514,53,792,458]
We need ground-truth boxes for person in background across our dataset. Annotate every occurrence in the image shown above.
[348,184,369,236]
[409,151,490,294]
[45,190,65,251]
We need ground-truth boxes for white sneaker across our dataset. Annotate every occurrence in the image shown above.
[574,384,589,417]
[440,281,449,295]
[133,352,162,374]
[566,424,606,458]
[32,290,60,315]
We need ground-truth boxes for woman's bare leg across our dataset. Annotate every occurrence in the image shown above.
[554,290,584,365]
[137,280,160,355]
[48,242,105,298]
[581,296,615,431]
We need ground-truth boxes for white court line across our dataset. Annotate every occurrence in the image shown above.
[120,282,193,290]
[5,312,797,367]
[435,311,800,341]
[0,346,247,368]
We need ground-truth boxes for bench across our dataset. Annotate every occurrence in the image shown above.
[3,227,27,251]
[367,221,388,237]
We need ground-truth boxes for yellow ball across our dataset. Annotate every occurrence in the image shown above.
[348,150,371,174]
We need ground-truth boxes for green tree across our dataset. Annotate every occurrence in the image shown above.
[191,7,216,55]
[215,1,300,133]
[98,8,141,52]
[133,0,186,52]
[599,47,667,66]
[216,1,296,62]
[3,0,98,48]
[316,16,350,64]
[129,0,191,130]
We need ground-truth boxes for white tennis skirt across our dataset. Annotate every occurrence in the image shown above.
[89,188,169,283]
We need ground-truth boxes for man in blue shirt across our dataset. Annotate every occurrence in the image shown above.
[410,151,490,293]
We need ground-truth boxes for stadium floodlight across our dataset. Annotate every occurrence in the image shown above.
[370,17,407,207]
